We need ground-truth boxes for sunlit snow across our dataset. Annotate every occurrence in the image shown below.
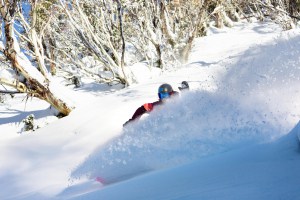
[0,20,300,200]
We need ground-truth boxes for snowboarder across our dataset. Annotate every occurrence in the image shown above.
[123,81,189,126]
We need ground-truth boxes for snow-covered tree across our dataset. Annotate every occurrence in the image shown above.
[0,1,72,116]
[123,0,212,67]
[53,0,129,85]
[237,0,299,29]
[1,0,298,96]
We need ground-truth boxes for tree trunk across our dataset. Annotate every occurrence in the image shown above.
[1,3,72,116]
[49,37,57,75]
[3,38,72,115]
[173,0,180,7]
[181,33,196,63]
[116,0,129,86]
[181,2,209,63]
[154,43,163,69]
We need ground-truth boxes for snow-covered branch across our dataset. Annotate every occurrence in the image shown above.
[0,0,73,116]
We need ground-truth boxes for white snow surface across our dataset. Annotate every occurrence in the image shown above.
[1,20,300,200]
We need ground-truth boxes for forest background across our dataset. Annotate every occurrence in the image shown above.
[0,0,299,118]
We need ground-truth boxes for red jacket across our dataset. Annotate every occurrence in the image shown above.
[124,91,179,126]
[129,100,163,122]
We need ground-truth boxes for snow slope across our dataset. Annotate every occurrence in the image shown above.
[0,20,300,200]
[69,123,300,200]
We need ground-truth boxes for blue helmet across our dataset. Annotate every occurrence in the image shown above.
[158,83,173,100]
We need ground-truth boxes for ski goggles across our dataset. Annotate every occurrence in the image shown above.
[158,92,170,100]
